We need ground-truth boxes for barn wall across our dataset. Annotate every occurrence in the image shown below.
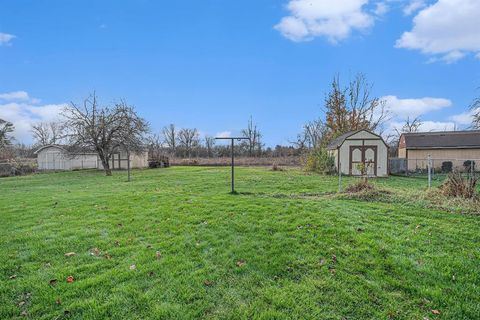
[406,149,480,171]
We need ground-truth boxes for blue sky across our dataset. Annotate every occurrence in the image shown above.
[1,0,479,146]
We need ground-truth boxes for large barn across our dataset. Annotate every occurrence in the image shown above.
[327,129,389,177]
[398,130,480,171]
[35,145,148,171]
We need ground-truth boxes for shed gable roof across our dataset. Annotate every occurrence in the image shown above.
[401,130,480,149]
[34,144,68,154]
[327,129,385,150]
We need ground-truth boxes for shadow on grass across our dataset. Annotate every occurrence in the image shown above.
[235,191,336,199]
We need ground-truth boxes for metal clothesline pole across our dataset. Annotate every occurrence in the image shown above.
[215,137,250,194]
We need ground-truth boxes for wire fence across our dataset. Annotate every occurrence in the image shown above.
[390,158,478,176]
[389,157,478,188]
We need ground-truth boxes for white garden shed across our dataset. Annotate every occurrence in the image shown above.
[327,129,389,177]
[35,145,149,171]
[35,145,98,170]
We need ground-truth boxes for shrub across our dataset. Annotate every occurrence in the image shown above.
[0,162,37,177]
[148,156,170,168]
[181,158,199,166]
[463,160,476,173]
[440,171,478,199]
[345,179,374,193]
[304,148,335,174]
[271,162,284,171]
[441,161,453,173]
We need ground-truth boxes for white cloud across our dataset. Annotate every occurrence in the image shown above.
[0,91,66,143]
[374,2,389,16]
[449,108,478,126]
[382,95,452,119]
[417,120,456,131]
[403,0,426,15]
[0,91,30,101]
[275,0,375,43]
[388,120,456,134]
[216,131,231,138]
[396,0,480,62]
[0,32,16,46]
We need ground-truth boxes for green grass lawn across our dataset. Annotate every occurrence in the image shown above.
[1,167,479,319]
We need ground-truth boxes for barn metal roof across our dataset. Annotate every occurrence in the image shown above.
[401,130,480,149]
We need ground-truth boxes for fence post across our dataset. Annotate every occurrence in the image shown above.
[338,161,342,193]
[471,159,474,179]
[427,155,432,188]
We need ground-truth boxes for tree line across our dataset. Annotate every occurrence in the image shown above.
[1,73,480,174]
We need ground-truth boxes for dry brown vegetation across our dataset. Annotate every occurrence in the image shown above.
[440,171,478,199]
[169,156,301,167]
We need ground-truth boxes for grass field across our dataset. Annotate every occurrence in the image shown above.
[1,167,479,319]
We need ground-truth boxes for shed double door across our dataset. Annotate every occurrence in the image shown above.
[349,145,377,176]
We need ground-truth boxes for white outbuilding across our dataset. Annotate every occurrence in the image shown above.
[327,129,389,177]
[35,145,149,171]
[35,145,98,170]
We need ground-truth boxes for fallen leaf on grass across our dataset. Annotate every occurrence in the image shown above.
[129,264,136,270]
[20,310,28,317]
[204,280,214,286]
[66,276,75,283]
[18,301,25,307]
[90,248,100,256]
[114,240,120,246]
[64,252,76,257]
[236,260,246,267]
[103,252,112,259]
[9,275,17,279]
[332,254,337,264]
[431,310,441,315]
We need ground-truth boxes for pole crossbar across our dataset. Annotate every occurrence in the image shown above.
[215,137,250,193]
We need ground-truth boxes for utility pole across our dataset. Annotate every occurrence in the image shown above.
[215,137,250,193]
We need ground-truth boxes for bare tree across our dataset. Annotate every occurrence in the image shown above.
[395,117,422,137]
[0,119,14,150]
[62,93,149,176]
[325,73,389,139]
[204,136,215,158]
[470,94,480,129]
[162,124,177,156]
[178,128,199,158]
[348,73,389,133]
[241,116,263,156]
[147,133,164,160]
[31,121,66,146]
[304,119,328,149]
